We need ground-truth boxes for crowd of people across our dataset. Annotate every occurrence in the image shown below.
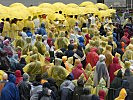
[0,2,132,100]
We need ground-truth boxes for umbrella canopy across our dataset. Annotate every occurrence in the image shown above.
[67,3,79,8]
[79,1,94,7]
[48,13,65,20]
[38,3,52,8]
[95,3,108,10]
[9,3,26,8]
[106,9,116,14]
[64,7,79,15]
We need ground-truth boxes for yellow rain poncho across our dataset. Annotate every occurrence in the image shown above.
[115,53,125,68]
[126,38,133,50]
[13,36,25,48]
[23,54,42,81]
[2,21,10,37]
[34,35,46,55]
[10,23,18,39]
[66,17,76,29]
[0,70,6,80]
[96,78,108,95]
[62,56,71,72]
[115,88,127,100]
[48,58,69,86]
[22,37,33,55]
[122,50,133,61]
[103,45,113,67]
[24,19,35,33]
[17,20,24,31]
[67,57,74,70]
[85,77,94,93]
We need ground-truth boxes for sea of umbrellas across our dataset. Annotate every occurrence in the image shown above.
[0,1,116,21]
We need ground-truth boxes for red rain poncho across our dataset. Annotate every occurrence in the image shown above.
[72,63,87,80]
[15,70,23,85]
[86,48,99,68]
[109,57,121,83]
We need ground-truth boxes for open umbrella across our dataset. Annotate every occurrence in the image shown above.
[95,3,108,10]
[67,3,79,8]
[80,1,94,7]
[48,13,65,21]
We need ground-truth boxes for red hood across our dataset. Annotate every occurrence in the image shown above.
[15,70,22,77]
[99,90,106,99]
[124,32,129,37]
[90,47,98,52]
[77,63,83,69]
[113,57,119,64]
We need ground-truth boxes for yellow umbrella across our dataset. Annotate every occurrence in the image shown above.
[38,3,52,8]
[9,3,25,8]
[85,7,99,14]
[28,6,42,16]
[79,1,94,7]
[67,3,79,8]
[48,13,65,21]
[86,4,98,10]
[106,9,116,14]
[38,8,54,15]
[64,7,79,15]
[95,3,108,10]
[0,13,11,19]
[78,7,87,15]
[98,10,111,17]
[52,2,67,12]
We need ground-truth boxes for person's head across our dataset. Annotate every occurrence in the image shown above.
[35,74,42,83]
[27,27,31,31]
[83,88,90,95]
[98,90,106,99]
[99,54,106,62]
[2,73,8,81]
[124,68,131,76]
[6,18,10,22]
[59,11,62,14]
[23,73,30,81]
[15,70,22,77]
[8,74,16,83]
[66,73,74,81]
[77,78,84,87]
[23,27,27,32]
[43,82,50,89]
[91,95,100,100]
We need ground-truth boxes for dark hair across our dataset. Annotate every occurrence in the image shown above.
[43,82,50,89]
[35,74,42,82]
[23,27,27,32]
[83,88,90,95]
[6,18,10,22]
[70,15,73,18]
[59,11,62,14]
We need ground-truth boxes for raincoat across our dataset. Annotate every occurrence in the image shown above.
[72,63,87,80]
[15,70,23,85]
[65,44,74,58]
[18,73,31,100]
[109,57,122,83]
[10,23,18,39]
[34,35,46,55]
[122,50,133,61]
[86,48,99,68]
[98,90,106,100]
[0,74,20,100]
[93,57,110,88]
[36,23,47,35]
[115,88,127,100]
[24,20,35,33]
[121,32,130,46]
[2,21,10,37]
[17,20,24,31]
[48,58,69,86]
[23,54,42,81]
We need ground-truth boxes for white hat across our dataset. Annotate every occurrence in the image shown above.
[99,54,106,62]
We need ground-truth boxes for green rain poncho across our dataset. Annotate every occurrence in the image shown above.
[12,37,25,48]
[48,58,70,86]
[122,50,133,61]
[23,54,42,81]
[96,78,108,96]
[34,35,46,55]
[22,37,33,55]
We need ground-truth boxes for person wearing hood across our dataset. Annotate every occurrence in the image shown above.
[108,69,123,100]
[48,58,69,86]
[2,18,10,37]
[113,42,124,58]
[122,48,133,61]
[30,74,42,99]
[78,36,85,49]
[86,47,99,68]
[73,45,86,69]
[26,27,32,37]
[115,88,127,100]
[72,63,87,80]
[23,54,42,81]
[103,45,113,68]
[60,74,75,100]
[121,32,130,46]
[109,57,122,83]
[15,70,23,85]
[115,80,129,100]
[65,44,74,58]
[1,74,20,100]
[18,73,31,100]
[123,68,133,99]
[73,78,85,100]
[126,38,133,50]
[34,35,46,55]
[98,90,106,100]
[93,54,110,88]
[36,23,47,36]
[80,88,92,100]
